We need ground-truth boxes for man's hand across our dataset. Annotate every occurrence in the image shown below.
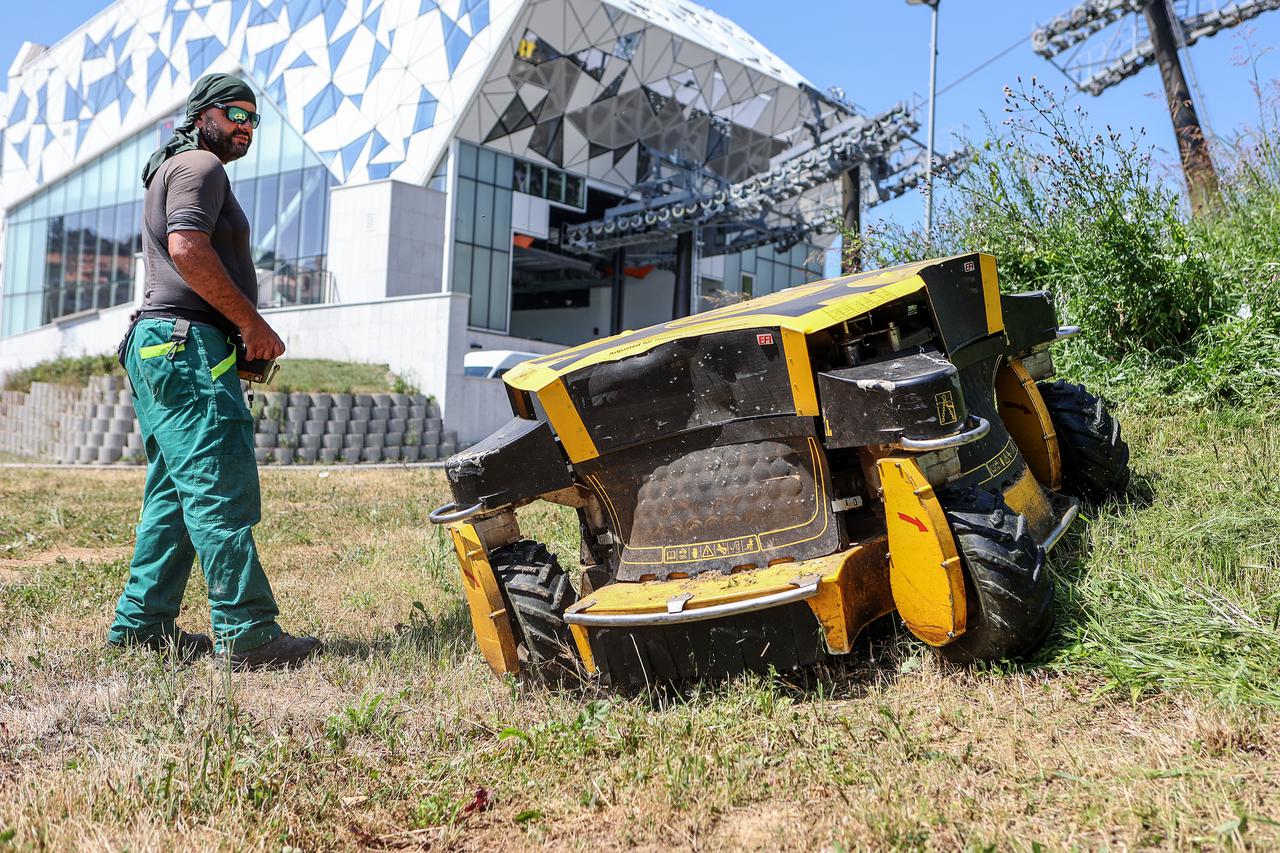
[241,316,286,362]
[169,231,284,360]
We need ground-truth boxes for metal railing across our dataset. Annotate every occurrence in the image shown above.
[255,257,338,308]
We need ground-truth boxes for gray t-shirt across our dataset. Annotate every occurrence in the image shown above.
[140,149,255,333]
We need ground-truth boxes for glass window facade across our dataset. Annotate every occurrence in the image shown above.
[718,243,824,302]
[512,157,584,209]
[1,97,334,337]
[452,142,513,331]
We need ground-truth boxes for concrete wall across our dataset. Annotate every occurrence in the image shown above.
[260,292,477,438]
[387,182,448,298]
[460,331,564,442]
[0,291,511,447]
[0,301,135,380]
[325,179,447,303]
[465,328,563,356]
[459,375,516,443]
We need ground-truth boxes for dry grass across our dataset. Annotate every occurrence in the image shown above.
[0,405,1277,850]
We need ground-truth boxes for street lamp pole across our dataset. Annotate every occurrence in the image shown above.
[908,0,940,242]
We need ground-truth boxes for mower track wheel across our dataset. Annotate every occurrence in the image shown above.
[490,539,582,684]
[936,487,1054,664]
[1037,379,1130,502]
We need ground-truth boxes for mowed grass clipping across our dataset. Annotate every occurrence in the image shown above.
[0,403,1277,849]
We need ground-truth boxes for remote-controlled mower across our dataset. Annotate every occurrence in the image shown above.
[430,253,1129,685]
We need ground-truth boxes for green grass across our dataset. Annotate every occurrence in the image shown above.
[2,72,1279,850]
[1049,404,1280,707]
[0,401,1276,849]
[2,353,125,392]
[2,355,419,396]
[269,358,410,394]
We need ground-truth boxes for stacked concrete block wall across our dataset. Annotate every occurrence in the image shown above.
[249,391,457,465]
[0,377,134,464]
[0,378,459,465]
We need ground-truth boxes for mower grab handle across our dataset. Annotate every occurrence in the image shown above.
[565,575,822,627]
[428,500,485,525]
[895,416,990,452]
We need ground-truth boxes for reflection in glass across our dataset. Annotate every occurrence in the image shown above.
[565,175,583,208]
[546,170,564,204]
[276,169,303,264]
[253,173,280,266]
[298,167,329,259]
[3,101,336,337]
[43,217,64,325]
[472,247,491,327]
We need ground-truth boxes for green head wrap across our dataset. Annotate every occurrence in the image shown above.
[141,73,257,187]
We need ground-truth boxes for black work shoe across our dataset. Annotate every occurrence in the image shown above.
[109,627,214,660]
[220,632,323,671]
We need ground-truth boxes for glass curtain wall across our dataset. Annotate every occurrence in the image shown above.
[512,156,584,209]
[717,243,824,302]
[1,131,149,337]
[1,97,334,338]
[452,142,514,331]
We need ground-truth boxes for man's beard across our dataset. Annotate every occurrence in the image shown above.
[200,121,251,162]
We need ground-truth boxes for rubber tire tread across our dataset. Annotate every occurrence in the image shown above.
[490,539,582,684]
[937,487,1055,664]
[1037,379,1130,503]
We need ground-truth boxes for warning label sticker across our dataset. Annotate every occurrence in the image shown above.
[935,390,958,426]
[663,535,760,563]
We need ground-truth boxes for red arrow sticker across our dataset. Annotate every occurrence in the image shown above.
[897,512,928,533]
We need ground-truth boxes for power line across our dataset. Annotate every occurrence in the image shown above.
[937,32,1030,97]
[1169,0,1218,141]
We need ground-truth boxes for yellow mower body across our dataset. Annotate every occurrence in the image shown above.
[434,253,1124,685]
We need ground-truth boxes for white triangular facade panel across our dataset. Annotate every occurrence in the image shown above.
[454,0,817,189]
[1,0,818,208]
[1,0,526,204]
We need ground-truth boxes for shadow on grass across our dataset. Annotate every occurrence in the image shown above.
[1116,471,1156,510]
[580,614,933,708]
[312,508,1122,707]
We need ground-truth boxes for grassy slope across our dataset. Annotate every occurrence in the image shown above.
[2,356,402,395]
[269,359,400,395]
[0,402,1277,849]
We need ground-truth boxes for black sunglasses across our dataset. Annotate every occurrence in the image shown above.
[213,103,261,128]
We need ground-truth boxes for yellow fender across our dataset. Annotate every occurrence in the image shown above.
[995,358,1062,492]
[448,522,521,676]
[876,455,967,646]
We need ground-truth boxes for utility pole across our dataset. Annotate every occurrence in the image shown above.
[673,230,694,319]
[1142,0,1220,214]
[907,0,939,240]
[841,165,862,274]
[609,246,626,335]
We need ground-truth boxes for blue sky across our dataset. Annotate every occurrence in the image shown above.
[729,1,1280,227]
[6,0,1280,239]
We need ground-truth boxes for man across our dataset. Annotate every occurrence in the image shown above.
[108,73,321,669]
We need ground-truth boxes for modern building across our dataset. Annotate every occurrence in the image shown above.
[0,0,858,443]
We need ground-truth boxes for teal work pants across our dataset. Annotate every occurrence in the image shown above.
[109,318,281,653]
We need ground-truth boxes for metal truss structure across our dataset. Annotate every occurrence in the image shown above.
[563,97,969,254]
[1032,0,1280,95]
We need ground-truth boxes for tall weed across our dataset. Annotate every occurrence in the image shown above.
[857,79,1280,405]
